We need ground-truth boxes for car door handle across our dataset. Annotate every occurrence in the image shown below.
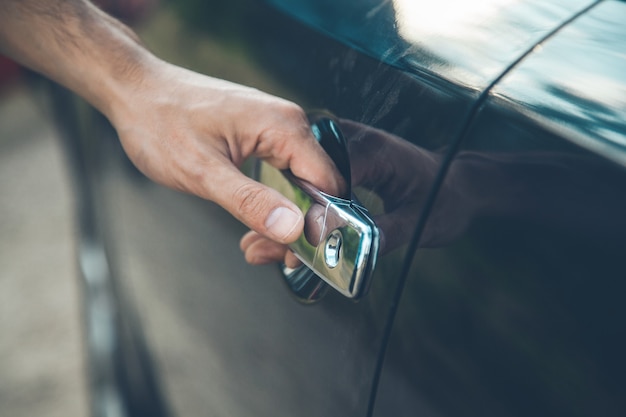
[257,116,380,300]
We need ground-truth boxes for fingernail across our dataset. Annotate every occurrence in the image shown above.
[265,207,302,241]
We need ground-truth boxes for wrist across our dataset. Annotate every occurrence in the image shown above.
[73,8,161,121]
[91,45,162,123]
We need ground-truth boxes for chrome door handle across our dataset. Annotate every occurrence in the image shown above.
[257,116,379,300]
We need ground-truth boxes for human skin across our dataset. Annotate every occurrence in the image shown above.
[0,0,342,250]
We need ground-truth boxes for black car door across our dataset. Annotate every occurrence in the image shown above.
[63,1,611,416]
[372,1,626,416]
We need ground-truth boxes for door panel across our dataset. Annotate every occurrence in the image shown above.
[93,1,613,415]
[373,2,626,416]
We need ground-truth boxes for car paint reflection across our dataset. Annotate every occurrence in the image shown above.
[269,0,598,89]
[343,122,626,252]
[371,2,626,414]
[493,0,626,167]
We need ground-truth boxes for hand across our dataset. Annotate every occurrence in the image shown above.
[1,0,342,250]
[109,61,343,244]
[240,119,440,266]
[240,118,473,265]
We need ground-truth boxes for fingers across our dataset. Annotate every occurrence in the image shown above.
[240,230,288,264]
[251,102,346,197]
[211,97,344,244]
[113,65,346,246]
[284,251,302,269]
[240,230,301,267]
[209,164,305,244]
[303,203,326,246]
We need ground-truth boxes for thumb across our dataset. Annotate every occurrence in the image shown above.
[209,165,304,244]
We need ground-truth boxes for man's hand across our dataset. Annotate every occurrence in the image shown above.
[0,0,343,245]
[112,63,342,244]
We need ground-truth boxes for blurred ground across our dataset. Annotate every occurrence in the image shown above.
[0,82,88,417]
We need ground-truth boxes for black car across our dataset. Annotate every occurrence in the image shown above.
[52,0,626,416]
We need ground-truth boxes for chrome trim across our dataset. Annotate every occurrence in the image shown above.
[260,164,379,299]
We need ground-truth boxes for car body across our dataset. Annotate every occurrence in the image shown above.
[54,0,626,416]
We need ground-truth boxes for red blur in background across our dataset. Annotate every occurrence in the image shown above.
[0,56,21,90]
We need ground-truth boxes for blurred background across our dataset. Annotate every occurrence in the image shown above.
[0,57,87,417]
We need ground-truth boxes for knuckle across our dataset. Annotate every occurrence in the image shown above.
[233,182,271,223]
[271,101,308,134]
[280,101,305,118]
[258,105,309,152]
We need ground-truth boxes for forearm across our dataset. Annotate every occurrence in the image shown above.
[0,0,157,119]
